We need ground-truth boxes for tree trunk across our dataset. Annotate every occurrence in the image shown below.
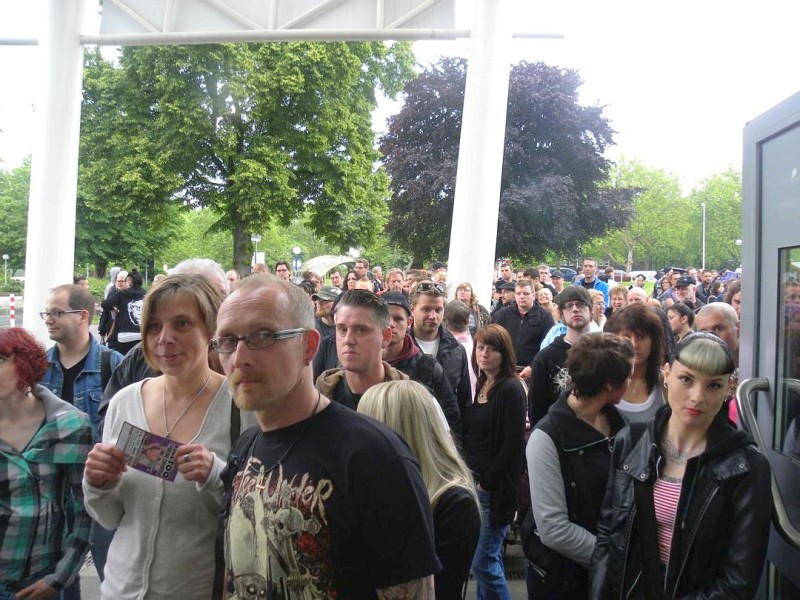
[230,208,252,276]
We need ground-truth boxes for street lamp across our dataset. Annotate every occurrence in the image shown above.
[250,234,262,268]
[2,255,8,285]
[701,203,707,270]
[292,246,302,280]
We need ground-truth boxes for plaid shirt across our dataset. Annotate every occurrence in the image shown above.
[0,385,94,590]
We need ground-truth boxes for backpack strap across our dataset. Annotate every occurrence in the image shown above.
[213,425,259,600]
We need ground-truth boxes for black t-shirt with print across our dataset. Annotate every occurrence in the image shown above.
[224,402,440,598]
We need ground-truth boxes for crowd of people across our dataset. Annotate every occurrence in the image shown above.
[0,253,774,600]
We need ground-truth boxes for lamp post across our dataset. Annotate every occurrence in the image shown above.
[250,234,262,268]
[2,255,8,285]
[701,202,707,270]
[292,246,302,281]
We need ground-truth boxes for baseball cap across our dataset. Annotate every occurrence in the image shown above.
[675,276,696,288]
[382,291,412,315]
[551,270,565,279]
[311,286,342,302]
[500,281,516,291]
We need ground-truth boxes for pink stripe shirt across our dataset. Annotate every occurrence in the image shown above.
[653,476,682,565]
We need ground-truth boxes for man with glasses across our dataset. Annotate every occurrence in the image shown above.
[527,286,596,425]
[491,279,555,380]
[274,260,292,281]
[40,284,124,589]
[410,280,472,412]
[214,276,439,598]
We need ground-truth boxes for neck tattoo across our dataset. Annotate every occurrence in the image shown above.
[255,392,322,491]
[162,372,212,439]
[661,437,703,465]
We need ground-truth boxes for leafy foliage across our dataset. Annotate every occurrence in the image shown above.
[686,169,742,270]
[80,42,415,273]
[0,159,31,273]
[379,58,634,266]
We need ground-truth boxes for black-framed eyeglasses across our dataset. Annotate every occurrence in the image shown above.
[40,309,84,320]
[416,282,446,295]
[210,328,307,353]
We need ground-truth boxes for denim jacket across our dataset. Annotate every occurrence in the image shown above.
[41,336,123,441]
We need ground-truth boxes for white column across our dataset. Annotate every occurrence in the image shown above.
[23,0,85,342]
[445,0,512,305]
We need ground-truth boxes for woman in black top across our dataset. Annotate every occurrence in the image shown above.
[359,380,480,599]
[463,324,527,599]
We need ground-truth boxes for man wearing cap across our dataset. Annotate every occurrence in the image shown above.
[550,270,566,295]
[528,286,597,425]
[492,281,517,315]
[491,279,555,379]
[312,286,342,339]
[674,275,705,310]
[382,291,462,435]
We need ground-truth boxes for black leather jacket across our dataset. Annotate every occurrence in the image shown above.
[590,406,772,600]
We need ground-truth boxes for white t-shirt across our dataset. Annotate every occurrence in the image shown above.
[416,337,440,358]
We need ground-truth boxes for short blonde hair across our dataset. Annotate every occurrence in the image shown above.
[359,381,478,509]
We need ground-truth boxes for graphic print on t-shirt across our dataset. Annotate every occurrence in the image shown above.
[226,457,335,599]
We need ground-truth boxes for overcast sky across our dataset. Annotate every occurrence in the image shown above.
[1,0,799,192]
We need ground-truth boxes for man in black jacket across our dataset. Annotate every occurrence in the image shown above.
[491,279,555,380]
[382,292,462,436]
[527,286,595,425]
[409,281,472,412]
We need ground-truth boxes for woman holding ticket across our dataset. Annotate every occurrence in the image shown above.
[83,274,243,599]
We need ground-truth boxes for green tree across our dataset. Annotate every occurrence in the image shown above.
[80,43,415,273]
[686,168,742,271]
[379,58,635,266]
[0,160,31,274]
[585,159,689,270]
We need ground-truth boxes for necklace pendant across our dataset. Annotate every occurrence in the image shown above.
[256,471,267,491]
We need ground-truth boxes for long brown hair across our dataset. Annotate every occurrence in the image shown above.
[472,324,517,392]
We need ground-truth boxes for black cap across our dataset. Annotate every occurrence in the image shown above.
[675,276,696,288]
[551,270,565,279]
[382,291,411,315]
[500,281,516,291]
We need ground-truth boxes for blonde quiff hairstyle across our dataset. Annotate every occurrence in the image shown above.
[358,380,479,510]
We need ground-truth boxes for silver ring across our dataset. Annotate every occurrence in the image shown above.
[184,454,191,464]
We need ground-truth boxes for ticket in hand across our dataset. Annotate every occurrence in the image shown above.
[116,421,181,481]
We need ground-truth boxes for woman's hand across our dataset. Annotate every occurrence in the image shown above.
[84,443,128,488]
[15,578,58,599]
[176,444,214,485]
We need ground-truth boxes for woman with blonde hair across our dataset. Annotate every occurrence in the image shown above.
[455,281,491,335]
[83,274,252,599]
[589,289,607,329]
[359,380,480,598]
[537,287,560,322]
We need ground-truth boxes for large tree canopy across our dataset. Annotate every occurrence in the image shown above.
[380,58,634,265]
[80,42,415,272]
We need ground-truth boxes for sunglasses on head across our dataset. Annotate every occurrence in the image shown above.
[416,282,446,295]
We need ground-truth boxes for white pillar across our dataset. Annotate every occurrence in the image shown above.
[23,0,85,342]
[445,0,512,305]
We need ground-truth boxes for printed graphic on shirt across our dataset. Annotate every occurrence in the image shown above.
[128,298,144,327]
[225,458,335,599]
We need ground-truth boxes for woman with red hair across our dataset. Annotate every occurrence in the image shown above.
[0,328,93,598]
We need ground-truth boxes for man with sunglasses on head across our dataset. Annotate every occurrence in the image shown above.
[40,284,124,592]
[215,276,439,598]
[410,280,472,412]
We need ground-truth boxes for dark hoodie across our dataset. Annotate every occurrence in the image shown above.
[590,405,773,600]
[528,334,572,426]
[387,335,462,437]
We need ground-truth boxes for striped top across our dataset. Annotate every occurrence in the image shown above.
[653,476,682,565]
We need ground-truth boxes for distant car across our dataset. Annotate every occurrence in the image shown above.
[612,269,631,282]
[553,266,577,282]
[11,269,24,283]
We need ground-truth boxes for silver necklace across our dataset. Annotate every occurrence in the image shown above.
[661,437,703,465]
[162,372,212,439]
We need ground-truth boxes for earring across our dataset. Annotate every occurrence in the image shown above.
[664,381,668,389]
